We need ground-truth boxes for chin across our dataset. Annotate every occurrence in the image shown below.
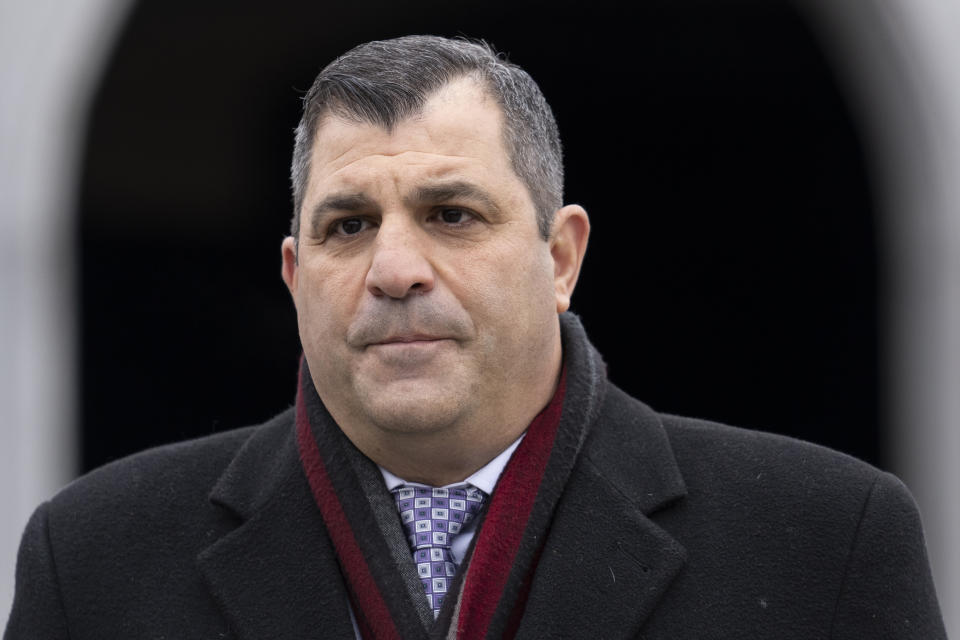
[352,362,481,431]
[361,388,468,435]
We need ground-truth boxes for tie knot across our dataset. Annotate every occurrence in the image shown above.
[392,483,486,550]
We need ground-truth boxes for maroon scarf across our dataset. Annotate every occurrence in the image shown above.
[295,316,603,638]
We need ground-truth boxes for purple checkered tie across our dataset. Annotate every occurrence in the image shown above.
[391,484,486,617]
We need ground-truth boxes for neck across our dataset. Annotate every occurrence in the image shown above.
[371,425,522,487]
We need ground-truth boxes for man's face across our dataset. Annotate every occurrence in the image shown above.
[282,77,570,450]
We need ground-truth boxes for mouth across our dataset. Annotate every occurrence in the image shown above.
[371,334,450,346]
[365,335,455,366]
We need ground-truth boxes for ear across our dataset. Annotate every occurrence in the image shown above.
[549,204,590,313]
[281,236,299,298]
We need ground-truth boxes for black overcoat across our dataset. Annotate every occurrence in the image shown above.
[4,318,947,638]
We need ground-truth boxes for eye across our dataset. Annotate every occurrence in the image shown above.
[438,208,472,224]
[333,217,370,236]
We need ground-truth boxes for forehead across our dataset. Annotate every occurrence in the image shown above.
[304,78,521,199]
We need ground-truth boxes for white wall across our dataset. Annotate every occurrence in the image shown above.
[0,0,131,626]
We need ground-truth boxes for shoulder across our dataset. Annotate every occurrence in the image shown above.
[588,386,945,637]
[600,384,906,520]
[660,409,885,494]
[46,408,295,538]
[646,400,921,551]
[659,412,931,552]
[653,406,943,637]
[6,409,298,637]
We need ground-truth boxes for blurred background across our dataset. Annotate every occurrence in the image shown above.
[1,0,957,632]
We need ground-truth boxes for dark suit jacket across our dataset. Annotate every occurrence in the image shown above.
[5,380,946,638]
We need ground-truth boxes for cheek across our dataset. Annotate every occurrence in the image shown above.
[457,242,555,324]
[295,261,363,333]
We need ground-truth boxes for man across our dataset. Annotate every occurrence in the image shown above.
[5,35,946,639]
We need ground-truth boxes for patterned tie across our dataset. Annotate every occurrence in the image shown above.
[391,484,487,617]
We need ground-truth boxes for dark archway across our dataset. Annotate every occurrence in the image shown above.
[79,0,879,471]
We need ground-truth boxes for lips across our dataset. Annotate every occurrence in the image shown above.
[373,334,447,346]
[367,334,450,347]
[366,335,454,367]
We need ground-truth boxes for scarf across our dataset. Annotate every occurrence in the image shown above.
[295,313,606,639]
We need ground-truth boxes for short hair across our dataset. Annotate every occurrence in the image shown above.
[290,35,563,241]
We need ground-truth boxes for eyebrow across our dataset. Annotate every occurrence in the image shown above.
[406,181,502,215]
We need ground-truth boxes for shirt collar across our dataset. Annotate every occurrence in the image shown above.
[379,432,526,495]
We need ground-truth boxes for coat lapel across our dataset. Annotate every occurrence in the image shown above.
[517,387,688,639]
[195,410,357,640]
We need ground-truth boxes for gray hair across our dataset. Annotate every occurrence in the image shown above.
[289,35,563,241]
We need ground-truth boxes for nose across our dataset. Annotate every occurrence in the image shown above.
[365,221,436,299]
